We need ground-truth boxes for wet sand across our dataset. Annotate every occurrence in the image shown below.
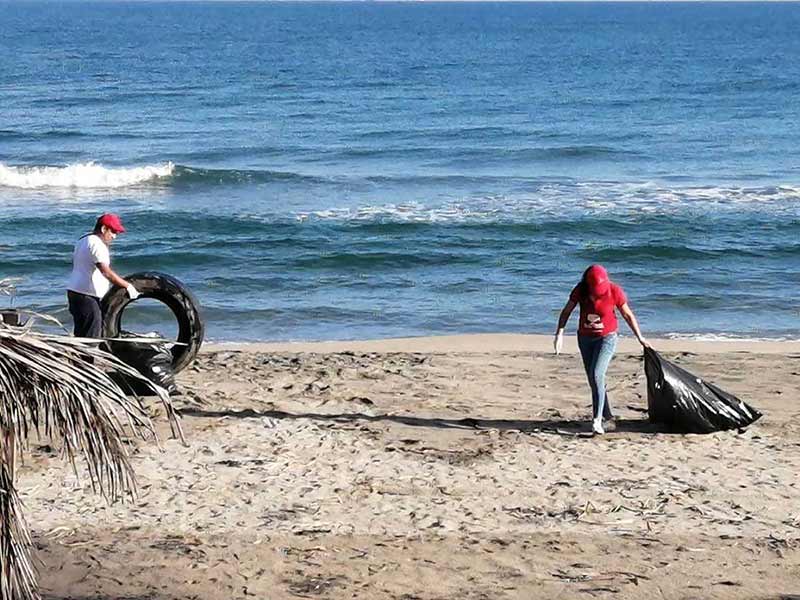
[18,334,800,599]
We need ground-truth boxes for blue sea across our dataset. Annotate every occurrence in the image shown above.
[1,1,799,342]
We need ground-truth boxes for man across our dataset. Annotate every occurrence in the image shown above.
[66,213,140,338]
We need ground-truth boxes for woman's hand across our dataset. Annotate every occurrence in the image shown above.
[553,328,564,355]
[637,336,650,349]
[554,300,577,355]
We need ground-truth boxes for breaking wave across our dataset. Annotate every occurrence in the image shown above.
[0,161,175,189]
[294,183,800,224]
[0,161,325,190]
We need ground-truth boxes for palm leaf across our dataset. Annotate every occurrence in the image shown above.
[1,431,38,600]
[0,323,185,600]
[0,453,37,600]
[0,278,23,297]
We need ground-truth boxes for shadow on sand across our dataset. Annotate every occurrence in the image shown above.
[180,407,668,436]
[43,596,160,600]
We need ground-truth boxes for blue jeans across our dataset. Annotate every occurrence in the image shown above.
[578,333,618,420]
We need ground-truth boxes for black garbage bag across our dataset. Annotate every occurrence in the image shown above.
[108,331,177,396]
[644,347,761,433]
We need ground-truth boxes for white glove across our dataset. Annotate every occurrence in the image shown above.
[126,284,141,300]
[553,329,564,355]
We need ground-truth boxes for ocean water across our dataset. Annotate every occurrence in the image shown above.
[1,1,798,342]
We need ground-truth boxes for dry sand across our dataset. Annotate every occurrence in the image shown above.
[17,334,800,599]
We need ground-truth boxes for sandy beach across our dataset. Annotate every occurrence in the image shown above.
[19,334,800,599]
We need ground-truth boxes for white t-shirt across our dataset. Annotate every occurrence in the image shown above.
[66,234,111,298]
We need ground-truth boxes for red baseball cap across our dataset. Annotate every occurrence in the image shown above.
[97,213,126,233]
[586,264,611,296]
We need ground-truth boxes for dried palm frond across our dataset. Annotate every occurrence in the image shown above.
[0,323,184,600]
[1,451,36,600]
[11,309,66,331]
[0,278,23,297]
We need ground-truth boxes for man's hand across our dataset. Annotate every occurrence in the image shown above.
[126,284,141,300]
[553,328,564,355]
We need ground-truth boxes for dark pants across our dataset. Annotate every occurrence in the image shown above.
[67,291,103,338]
[577,332,617,420]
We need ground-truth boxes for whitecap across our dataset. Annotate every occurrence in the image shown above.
[0,161,175,189]
[293,181,800,224]
[664,332,800,342]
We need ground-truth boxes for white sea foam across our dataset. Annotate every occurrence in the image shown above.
[0,161,175,189]
[664,332,800,342]
[295,201,502,224]
[294,182,800,224]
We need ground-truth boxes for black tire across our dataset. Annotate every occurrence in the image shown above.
[102,272,204,374]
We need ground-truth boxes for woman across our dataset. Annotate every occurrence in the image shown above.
[553,264,648,435]
[66,213,140,338]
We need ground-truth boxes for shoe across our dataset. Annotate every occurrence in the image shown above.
[592,418,604,435]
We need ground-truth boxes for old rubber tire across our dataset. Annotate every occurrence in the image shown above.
[102,272,204,374]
